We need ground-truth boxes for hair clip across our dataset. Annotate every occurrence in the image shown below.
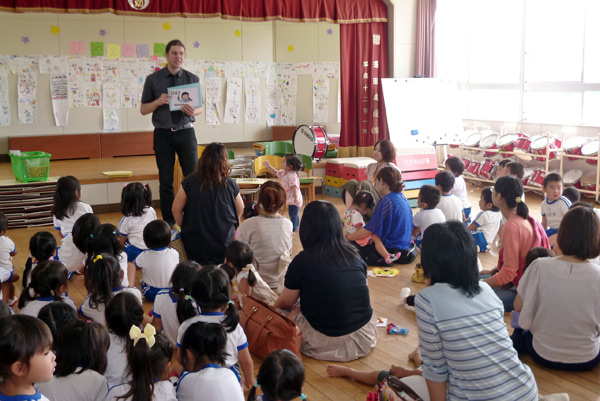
[227,300,234,306]
[184,295,195,303]
[90,234,94,238]
[86,320,91,323]
[93,255,103,262]
[251,203,255,210]
[242,264,252,272]
[300,394,307,400]
[50,290,54,296]
[254,380,259,388]
[112,231,117,235]
[515,196,522,203]
[28,287,36,297]
[179,287,185,293]
[129,324,156,348]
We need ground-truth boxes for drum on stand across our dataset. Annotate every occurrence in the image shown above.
[497,133,532,159]
[478,159,498,180]
[581,140,600,165]
[580,173,597,199]
[464,132,482,154]
[462,158,471,172]
[530,136,561,162]
[522,168,534,191]
[563,169,583,189]
[564,137,590,161]
[293,125,329,160]
[466,160,482,177]
[529,169,547,195]
[480,134,500,158]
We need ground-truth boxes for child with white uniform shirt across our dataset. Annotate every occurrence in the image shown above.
[89,223,131,288]
[435,171,465,222]
[119,182,157,262]
[0,212,18,305]
[468,187,502,252]
[412,185,445,248]
[52,176,93,274]
[134,220,179,302]
[151,261,202,347]
[541,173,571,241]
[445,157,472,221]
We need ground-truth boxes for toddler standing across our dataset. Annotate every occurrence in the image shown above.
[264,154,303,232]
[412,185,446,248]
[344,191,401,265]
[468,187,502,252]
[0,212,18,305]
[52,176,93,274]
[119,182,157,262]
[445,157,472,221]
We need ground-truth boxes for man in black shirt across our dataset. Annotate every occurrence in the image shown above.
[141,39,203,227]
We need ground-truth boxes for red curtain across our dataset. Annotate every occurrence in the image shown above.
[339,22,389,157]
[0,0,387,22]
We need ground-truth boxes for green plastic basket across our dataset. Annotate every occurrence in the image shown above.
[9,151,51,183]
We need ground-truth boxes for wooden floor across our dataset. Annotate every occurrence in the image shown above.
[3,172,600,399]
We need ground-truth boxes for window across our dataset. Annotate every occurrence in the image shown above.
[436,0,600,126]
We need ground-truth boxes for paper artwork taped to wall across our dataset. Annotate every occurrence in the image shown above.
[50,73,69,126]
[312,75,329,123]
[103,83,121,108]
[17,73,37,123]
[244,77,261,124]
[68,82,84,108]
[103,107,120,130]
[205,77,222,125]
[224,78,242,124]
[121,82,139,109]
[39,56,67,74]
[85,84,101,107]
[0,73,10,126]
[279,70,297,126]
[102,61,120,82]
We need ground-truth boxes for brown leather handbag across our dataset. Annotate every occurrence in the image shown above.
[239,295,302,360]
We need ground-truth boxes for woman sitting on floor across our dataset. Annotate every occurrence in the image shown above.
[274,200,377,362]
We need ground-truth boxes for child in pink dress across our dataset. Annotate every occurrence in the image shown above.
[264,154,303,232]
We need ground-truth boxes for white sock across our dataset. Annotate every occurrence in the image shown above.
[399,287,411,305]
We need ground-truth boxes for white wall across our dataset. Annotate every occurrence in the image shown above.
[0,12,341,154]
[388,0,418,79]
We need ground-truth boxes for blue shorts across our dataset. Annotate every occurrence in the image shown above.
[414,233,423,248]
[124,241,145,263]
[545,227,559,238]
[140,282,169,302]
[229,363,241,382]
[472,231,489,252]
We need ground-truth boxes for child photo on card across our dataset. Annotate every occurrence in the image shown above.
[168,82,203,111]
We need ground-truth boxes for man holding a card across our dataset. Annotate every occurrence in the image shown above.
[141,39,203,227]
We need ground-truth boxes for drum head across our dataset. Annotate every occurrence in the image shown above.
[563,169,583,184]
[581,173,597,186]
[480,134,498,148]
[497,133,516,146]
[530,136,549,150]
[293,125,316,157]
[564,136,589,150]
[464,132,482,147]
[522,168,534,180]
[581,140,600,156]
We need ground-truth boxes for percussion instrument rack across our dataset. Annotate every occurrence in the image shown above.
[452,131,600,203]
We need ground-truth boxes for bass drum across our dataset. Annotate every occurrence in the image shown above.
[293,125,329,160]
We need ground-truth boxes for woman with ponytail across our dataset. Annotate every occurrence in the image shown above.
[481,176,549,311]
[247,349,307,401]
[107,326,176,401]
[151,261,202,347]
[80,253,142,326]
[177,322,244,401]
[23,231,57,288]
[177,266,254,390]
[346,166,417,266]
[236,180,293,288]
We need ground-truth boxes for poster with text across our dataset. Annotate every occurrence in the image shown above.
[50,73,69,126]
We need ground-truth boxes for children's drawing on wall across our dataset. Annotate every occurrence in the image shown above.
[81,59,103,82]
[103,107,120,130]
[102,61,120,82]
[84,84,101,107]
[17,73,37,123]
[244,77,261,123]
[312,75,329,123]
[224,77,242,124]
[14,56,38,74]
[121,82,139,109]
[39,55,66,74]
[68,82,84,108]
[279,70,297,126]
[205,77,222,125]
[50,73,69,126]
[0,73,10,126]
[102,83,121,108]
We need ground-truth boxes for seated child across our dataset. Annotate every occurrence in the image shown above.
[505,161,526,201]
[445,157,472,221]
[435,171,464,222]
[134,220,179,302]
[562,186,581,205]
[495,159,512,178]
[541,173,571,241]
[248,349,307,401]
[412,185,445,248]
[223,240,277,307]
[0,212,18,305]
[468,187,502,252]
[344,190,401,265]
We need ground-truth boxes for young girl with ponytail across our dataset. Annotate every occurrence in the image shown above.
[247,349,307,401]
[481,175,549,311]
[176,265,254,390]
[18,260,76,316]
[106,326,176,401]
[22,231,56,288]
[79,253,142,326]
[151,261,202,347]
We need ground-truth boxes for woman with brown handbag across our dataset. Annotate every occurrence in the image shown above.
[274,201,377,362]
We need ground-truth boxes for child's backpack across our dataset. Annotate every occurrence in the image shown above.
[366,375,423,401]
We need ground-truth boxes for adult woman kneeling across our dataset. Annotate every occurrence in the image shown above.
[513,206,600,371]
[172,142,244,265]
[274,201,377,362]
[346,167,417,266]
